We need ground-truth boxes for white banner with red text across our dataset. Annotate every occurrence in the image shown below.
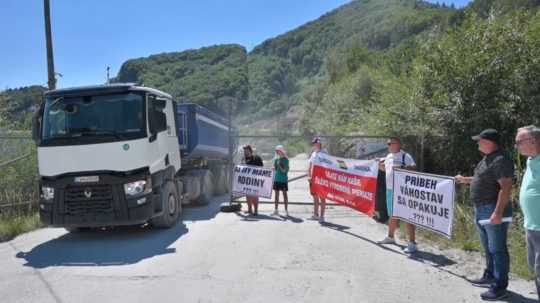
[311,153,378,216]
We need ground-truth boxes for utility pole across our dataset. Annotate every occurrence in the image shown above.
[44,0,56,90]
[228,96,234,205]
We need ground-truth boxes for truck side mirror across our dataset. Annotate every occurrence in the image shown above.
[148,109,167,142]
[148,96,168,143]
[154,98,166,110]
[148,111,158,142]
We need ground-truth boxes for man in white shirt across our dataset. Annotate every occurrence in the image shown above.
[378,136,418,253]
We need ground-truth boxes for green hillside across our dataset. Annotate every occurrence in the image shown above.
[247,0,458,114]
[0,86,45,130]
[115,44,248,114]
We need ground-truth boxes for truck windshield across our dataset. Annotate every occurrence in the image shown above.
[41,92,146,146]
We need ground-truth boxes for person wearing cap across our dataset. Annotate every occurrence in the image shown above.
[455,129,513,301]
[515,125,540,301]
[273,145,290,216]
[377,136,418,253]
[242,145,264,216]
[308,137,327,222]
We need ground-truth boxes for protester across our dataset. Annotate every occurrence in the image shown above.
[516,125,540,301]
[273,145,290,216]
[455,129,513,301]
[308,137,327,222]
[242,144,264,216]
[377,136,418,254]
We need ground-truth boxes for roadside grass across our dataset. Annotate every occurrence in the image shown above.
[0,208,42,242]
[403,187,534,280]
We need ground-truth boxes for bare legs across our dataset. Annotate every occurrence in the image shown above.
[274,190,289,214]
[313,195,326,220]
[247,196,258,215]
[387,218,416,242]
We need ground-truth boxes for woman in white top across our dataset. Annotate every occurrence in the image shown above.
[308,137,327,222]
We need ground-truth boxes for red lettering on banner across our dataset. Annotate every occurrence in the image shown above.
[311,165,377,216]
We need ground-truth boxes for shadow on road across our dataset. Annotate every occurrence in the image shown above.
[282,214,304,223]
[182,194,229,221]
[234,212,283,221]
[15,195,228,269]
[318,221,478,283]
[502,290,538,303]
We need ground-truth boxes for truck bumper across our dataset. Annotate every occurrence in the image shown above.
[39,171,158,228]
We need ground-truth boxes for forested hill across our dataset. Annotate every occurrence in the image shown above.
[115,44,248,115]
[247,0,457,114]
[113,0,458,116]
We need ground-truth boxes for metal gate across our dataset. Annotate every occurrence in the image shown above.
[228,134,422,206]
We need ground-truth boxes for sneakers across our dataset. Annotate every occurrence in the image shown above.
[470,273,496,288]
[480,288,508,301]
[319,216,325,223]
[378,237,395,245]
[272,210,279,216]
[404,241,418,253]
[310,215,320,220]
[285,210,289,216]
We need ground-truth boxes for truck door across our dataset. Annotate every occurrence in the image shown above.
[148,95,181,173]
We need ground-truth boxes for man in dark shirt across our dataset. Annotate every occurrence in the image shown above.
[456,129,513,301]
[242,145,264,215]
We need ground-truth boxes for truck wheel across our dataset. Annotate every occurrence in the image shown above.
[151,181,181,228]
[197,170,214,205]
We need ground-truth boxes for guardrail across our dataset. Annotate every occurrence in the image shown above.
[0,153,32,170]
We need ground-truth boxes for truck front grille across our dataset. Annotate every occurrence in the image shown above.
[64,185,113,215]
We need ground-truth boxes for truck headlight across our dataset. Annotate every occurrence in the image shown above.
[41,186,55,201]
[124,179,151,197]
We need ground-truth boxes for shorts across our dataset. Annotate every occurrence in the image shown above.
[273,181,288,191]
[386,189,393,217]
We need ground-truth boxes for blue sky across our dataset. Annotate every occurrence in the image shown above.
[0,0,471,90]
[429,0,471,7]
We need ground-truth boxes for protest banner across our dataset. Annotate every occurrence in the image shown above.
[311,153,378,216]
[392,168,455,237]
[232,165,274,199]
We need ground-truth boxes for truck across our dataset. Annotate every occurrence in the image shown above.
[31,83,232,231]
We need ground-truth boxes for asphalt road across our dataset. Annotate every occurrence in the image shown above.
[0,155,536,303]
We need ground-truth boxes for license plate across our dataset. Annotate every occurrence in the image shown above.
[74,176,100,183]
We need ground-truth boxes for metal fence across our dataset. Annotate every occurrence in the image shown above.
[229,134,422,206]
[0,133,38,212]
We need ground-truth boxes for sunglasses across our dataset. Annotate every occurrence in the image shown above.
[387,142,398,146]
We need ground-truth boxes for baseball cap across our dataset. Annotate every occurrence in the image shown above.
[311,136,321,144]
[472,129,500,143]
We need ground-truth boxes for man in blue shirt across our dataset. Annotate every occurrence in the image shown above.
[516,125,540,301]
